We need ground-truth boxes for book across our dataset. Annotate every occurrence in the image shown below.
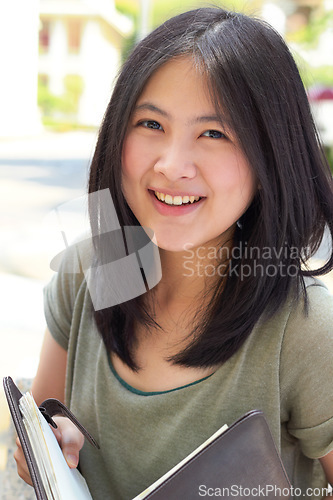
[3,376,99,500]
[4,376,291,499]
[134,410,291,500]
[19,392,92,500]
[133,423,229,499]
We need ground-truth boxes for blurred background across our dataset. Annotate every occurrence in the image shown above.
[0,0,332,497]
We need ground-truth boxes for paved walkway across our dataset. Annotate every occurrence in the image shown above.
[0,131,97,498]
[0,130,98,379]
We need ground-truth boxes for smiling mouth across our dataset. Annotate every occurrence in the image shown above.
[153,190,204,206]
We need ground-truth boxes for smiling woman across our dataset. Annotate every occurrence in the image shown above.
[14,6,333,500]
[121,57,256,252]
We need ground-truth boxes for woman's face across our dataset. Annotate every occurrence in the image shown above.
[121,57,257,252]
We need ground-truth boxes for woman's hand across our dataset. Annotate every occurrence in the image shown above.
[319,450,333,497]
[14,436,33,486]
[52,416,85,467]
[14,416,85,486]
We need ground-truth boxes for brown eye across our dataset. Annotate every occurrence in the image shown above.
[202,130,225,139]
[139,120,163,130]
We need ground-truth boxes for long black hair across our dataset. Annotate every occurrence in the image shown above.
[88,7,333,370]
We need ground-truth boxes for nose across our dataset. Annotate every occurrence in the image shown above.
[153,144,197,182]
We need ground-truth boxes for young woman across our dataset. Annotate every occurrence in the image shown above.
[15,7,333,499]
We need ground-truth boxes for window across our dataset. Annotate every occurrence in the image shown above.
[67,20,82,54]
[39,20,50,53]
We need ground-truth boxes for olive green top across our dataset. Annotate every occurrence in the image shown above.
[44,246,333,499]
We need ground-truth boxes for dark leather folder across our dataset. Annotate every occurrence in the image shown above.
[4,376,290,500]
[143,409,291,499]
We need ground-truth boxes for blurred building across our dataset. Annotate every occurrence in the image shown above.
[38,0,133,126]
[262,0,324,35]
[262,0,333,147]
[0,0,41,137]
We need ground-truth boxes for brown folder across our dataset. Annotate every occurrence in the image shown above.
[141,409,291,499]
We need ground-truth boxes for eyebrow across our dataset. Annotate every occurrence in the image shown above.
[189,115,223,126]
[134,102,224,127]
[134,103,170,119]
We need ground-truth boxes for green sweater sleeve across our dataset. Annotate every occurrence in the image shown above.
[280,280,333,459]
[43,241,91,350]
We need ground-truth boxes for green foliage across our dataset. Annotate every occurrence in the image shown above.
[41,116,96,132]
[121,30,138,62]
[150,0,260,28]
[115,0,263,61]
[303,65,333,89]
[290,9,333,90]
[63,75,84,113]
[293,51,333,89]
[37,74,84,117]
[289,10,333,48]
[115,0,138,61]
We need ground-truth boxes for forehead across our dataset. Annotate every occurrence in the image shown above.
[136,56,217,113]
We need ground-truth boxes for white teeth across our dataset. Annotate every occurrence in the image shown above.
[154,191,201,205]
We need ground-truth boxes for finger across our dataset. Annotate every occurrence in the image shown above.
[14,443,33,486]
[51,425,62,445]
[53,416,85,469]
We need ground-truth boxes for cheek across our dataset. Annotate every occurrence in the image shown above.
[122,134,152,185]
[226,153,256,198]
[121,135,136,178]
[211,160,253,191]
[121,138,136,204]
[212,160,257,209]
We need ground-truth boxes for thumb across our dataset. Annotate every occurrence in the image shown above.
[53,417,85,469]
[63,446,80,469]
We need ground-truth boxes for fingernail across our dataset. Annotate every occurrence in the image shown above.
[65,454,78,468]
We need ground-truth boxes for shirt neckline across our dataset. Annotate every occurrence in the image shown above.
[107,353,214,397]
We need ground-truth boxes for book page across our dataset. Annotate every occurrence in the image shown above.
[133,423,228,500]
[19,392,92,500]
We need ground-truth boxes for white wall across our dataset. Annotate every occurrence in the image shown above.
[38,17,121,127]
[0,0,41,136]
[78,20,120,126]
[48,19,68,96]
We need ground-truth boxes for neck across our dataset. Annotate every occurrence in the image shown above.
[153,239,231,307]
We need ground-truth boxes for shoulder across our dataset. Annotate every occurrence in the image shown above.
[254,277,333,389]
[303,275,333,308]
[279,279,333,457]
[47,236,94,296]
[250,278,332,351]
[279,277,333,401]
[43,238,94,348]
[283,277,333,344]
[50,235,94,275]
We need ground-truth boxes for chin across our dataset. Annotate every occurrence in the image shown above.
[153,236,193,253]
[156,243,189,253]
